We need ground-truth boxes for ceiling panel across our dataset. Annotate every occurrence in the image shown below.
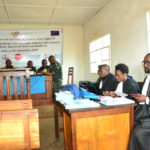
[0,0,3,4]
[0,19,10,24]
[12,19,48,24]
[5,0,57,7]
[52,8,99,21]
[57,0,110,8]
[51,20,84,25]
[0,6,9,19]
[8,6,52,20]
[0,0,111,25]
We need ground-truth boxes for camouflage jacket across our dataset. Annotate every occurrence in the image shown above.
[49,61,63,88]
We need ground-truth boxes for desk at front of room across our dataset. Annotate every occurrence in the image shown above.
[54,99,135,150]
[1,74,53,106]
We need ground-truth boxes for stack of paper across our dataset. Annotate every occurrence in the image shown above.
[55,92,100,109]
[55,91,74,101]
[64,99,100,109]
[100,96,135,106]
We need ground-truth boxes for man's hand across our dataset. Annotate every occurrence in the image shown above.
[103,91,117,97]
[103,91,110,96]
[133,94,146,103]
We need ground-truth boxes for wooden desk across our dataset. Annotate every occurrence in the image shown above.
[0,69,53,106]
[54,101,135,150]
[30,75,53,106]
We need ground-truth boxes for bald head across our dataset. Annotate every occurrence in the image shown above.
[143,53,150,73]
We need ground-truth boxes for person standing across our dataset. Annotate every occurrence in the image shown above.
[49,55,63,89]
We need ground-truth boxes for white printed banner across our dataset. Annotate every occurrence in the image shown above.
[0,29,63,67]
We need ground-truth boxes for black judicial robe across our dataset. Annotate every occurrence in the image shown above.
[113,76,140,99]
[94,73,116,95]
[129,77,150,150]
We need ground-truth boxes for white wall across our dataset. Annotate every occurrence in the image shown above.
[0,25,84,85]
[84,0,150,82]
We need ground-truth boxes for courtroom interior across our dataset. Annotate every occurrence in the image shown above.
[0,0,150,150]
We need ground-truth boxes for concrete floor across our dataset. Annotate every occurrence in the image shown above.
[34,105,64,150]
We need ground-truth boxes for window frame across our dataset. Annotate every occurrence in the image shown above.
[89,34,111,74]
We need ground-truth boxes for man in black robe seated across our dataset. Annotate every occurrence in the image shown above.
[103,63,139,98]
[129,53,150,150]
[79,64,115,95]
[94,64,116,95]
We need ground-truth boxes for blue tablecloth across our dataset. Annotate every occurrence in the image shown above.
[3,75,46,96]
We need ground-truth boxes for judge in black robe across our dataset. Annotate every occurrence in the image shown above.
[79,64,115,95]
[103,63,139,99]
[129,53,150,150]
[94,64,116,95]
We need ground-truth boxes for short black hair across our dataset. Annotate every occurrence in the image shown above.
[6,59,11,63]
[115,63,129,74]
[49,55,55,59]
[27,60,32,63]
[42,59,47,63]
[145,53,150,57]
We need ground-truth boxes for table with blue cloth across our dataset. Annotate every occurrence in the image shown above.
[3,75,45,95]
[3,75,53,106]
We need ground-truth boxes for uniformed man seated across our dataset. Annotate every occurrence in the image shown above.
[49,55,63,89]
[26,60,37,74]
[37,59,49,75]
[2,59,16,69]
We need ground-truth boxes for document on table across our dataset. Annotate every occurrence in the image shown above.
[64,99,100,109]
[100,96,135,106]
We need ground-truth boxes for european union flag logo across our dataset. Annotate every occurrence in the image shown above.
[51,31,59,36]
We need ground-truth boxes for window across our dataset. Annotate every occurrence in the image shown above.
[147,12,150,50]
[89,34,111,73]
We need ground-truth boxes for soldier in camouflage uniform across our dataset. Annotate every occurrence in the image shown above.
[49,55,63,89]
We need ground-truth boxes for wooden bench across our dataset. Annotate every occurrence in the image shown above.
[0,109,40,150]
[0,68,30,100]
[0,99,32,111]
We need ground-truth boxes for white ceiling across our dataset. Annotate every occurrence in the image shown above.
[0,0,111,25]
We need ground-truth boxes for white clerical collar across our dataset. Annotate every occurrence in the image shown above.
[115,82,123,93]
[142,74,150,96]
[139,74,150,105]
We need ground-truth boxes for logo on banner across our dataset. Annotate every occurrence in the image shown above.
[1,55,9,60]
[14,53,22,60]
[51,30,59,36]
[11,32,19,38]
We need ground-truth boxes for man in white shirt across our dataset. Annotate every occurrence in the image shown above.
[129,53,150,150]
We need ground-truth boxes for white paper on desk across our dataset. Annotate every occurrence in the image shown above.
[55,92,74,101]
[100,96,135,106]
[114,91,128,97]
[65,99,100,109]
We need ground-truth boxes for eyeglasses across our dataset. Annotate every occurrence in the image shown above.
[142,61,150,65]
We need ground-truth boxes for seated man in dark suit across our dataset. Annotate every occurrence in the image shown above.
[94,64,116,95]
[129,53,150,150]
[26,60,37,74]
[103,63,139,99]
[37,59,49,75]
